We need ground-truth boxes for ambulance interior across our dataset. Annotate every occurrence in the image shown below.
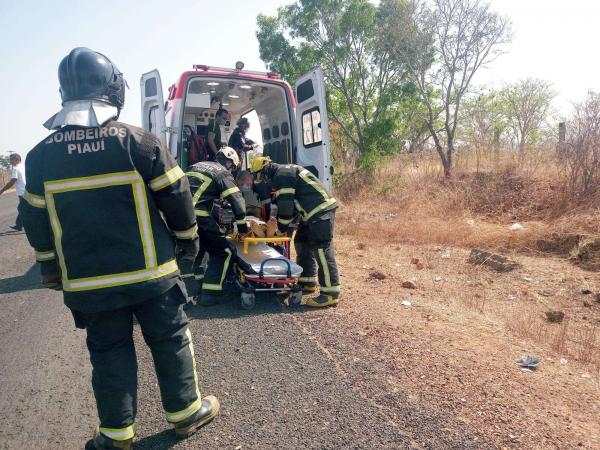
[181,78,294,170]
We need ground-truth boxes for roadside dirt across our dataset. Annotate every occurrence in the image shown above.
[295,232,600,449]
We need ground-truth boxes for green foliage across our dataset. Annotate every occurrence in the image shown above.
[0,155,11,171]
[256,13,316,85]
[499,78,556,150]
[459,90,508,148]
[256,0,421,166]
[379,0,512,176]
[458,80,557,151]
[257,0,515,176]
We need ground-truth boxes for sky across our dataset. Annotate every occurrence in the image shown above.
[0,0,599,156]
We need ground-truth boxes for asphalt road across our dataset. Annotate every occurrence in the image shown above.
[0,193,409,450]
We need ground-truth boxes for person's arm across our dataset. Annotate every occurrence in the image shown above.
[219,175,248,234]
[133,133,199,260]
[0,178,17,195]
[20,150,61,287]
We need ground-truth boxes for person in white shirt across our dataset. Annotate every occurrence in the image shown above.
[0,153,26,230]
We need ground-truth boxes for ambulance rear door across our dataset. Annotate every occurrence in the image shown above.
[294,67,332,193]
[140,70,167,146]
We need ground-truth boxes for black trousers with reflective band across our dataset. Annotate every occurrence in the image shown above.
[294,213,340,297]
[199,231,237,294]
[77,284,200,430]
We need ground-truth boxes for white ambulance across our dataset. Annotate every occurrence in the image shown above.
[140,63,333,192]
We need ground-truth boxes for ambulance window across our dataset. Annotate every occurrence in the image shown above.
[311,110,322,142]
[297,79,314,104]
[145,78,157,97]
[302,107,321,147]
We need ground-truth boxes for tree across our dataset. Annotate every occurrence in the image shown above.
[0,155,11,171]
[256,0,415,166]
[380,0,511,177]
[562,91,600,197]
[459,90,507,149]
[0,154,12,186]
[500,78,556,151]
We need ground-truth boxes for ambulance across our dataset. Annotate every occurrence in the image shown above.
[140,63,333,192]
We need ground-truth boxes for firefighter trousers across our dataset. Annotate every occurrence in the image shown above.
[76,284,202,438]
[199,231,237,295]
[294,213,340,298]
[192,244,208,289]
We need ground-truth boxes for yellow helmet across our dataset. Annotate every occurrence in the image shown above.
[250,156,272,174]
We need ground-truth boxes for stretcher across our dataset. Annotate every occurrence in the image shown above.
[234,236,303,310]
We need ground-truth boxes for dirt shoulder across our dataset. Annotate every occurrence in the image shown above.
[295,234,600,449]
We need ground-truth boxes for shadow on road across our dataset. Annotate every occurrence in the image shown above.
[0,264,43,294]
[133,429,178,450]
[185,292,310,321]
[0,229,24,237]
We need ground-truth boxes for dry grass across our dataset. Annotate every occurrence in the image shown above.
[336,148,600,257]
[335,148,600,373]
[507,304,600,373]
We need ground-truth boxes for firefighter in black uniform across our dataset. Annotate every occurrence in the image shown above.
[186,147,248,306]
[19,48,219,450]
[250,157,340,307]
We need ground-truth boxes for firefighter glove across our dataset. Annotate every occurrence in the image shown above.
[237,221,249,234]
[176,237,200,261]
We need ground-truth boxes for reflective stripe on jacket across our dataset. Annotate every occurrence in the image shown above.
[20,121,196,312]
[271,163,337,228]
[186,161,246,233]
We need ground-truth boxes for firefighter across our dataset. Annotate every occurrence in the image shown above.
[250,157,340,307]
[19,48,219,450]
[186,147,248,306]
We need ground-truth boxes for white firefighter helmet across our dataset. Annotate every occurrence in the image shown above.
[216,147,240,169]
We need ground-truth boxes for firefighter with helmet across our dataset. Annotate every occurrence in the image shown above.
[250,157,340,307]
[186,147,249,306]
[19,48,219,449]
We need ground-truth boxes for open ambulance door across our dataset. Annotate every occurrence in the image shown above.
[294,67,333,193]
[140,70,167,147]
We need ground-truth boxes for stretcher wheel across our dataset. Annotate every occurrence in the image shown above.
[289,291,302,307]
[241,292,256,310]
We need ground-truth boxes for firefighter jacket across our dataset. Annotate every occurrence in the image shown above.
[20,121,197,313]
[186,161,247,234]
[270,163,337,231]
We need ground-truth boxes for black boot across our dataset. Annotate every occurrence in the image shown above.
[173,395,220,439]
[84,429,133,450]
[197,292,236,307]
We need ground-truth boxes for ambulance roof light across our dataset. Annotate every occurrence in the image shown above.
[267,71,281,79]
[193,64,209,71]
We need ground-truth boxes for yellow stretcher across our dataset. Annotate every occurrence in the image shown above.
[240,236,291,254]
[232,235,303,310]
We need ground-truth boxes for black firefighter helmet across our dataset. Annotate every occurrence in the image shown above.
[58,47,126,109]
